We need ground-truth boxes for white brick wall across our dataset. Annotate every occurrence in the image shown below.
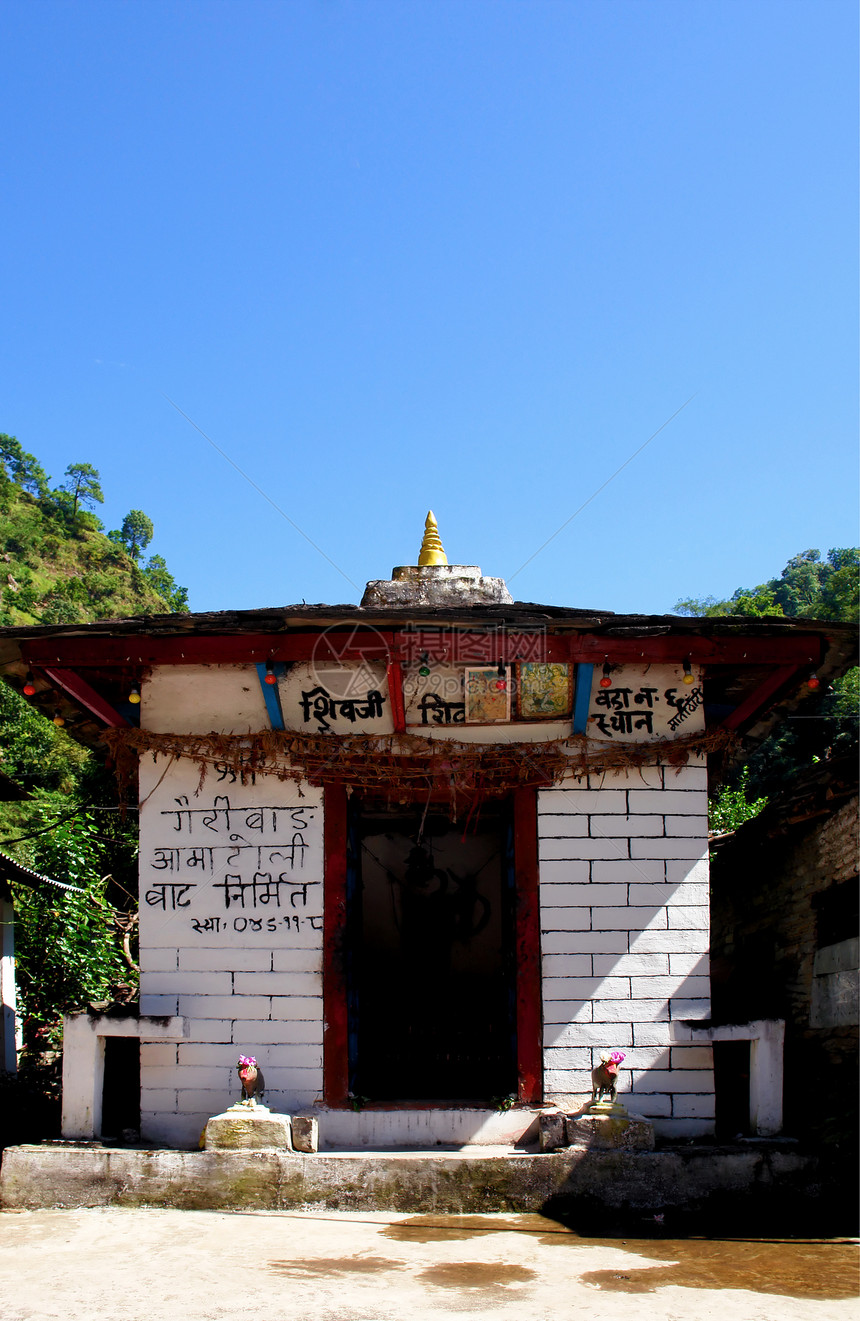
[138,754,325,1147]
[538,762,714,1136]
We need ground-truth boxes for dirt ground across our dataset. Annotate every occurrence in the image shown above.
[0,1207,856,1321]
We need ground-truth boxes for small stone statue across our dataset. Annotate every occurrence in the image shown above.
[591,1050,626,1106]
[236,1055,265,1107]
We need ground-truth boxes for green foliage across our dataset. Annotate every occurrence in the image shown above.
[709,767,768,835]
[60,462,104,517]
[675,548,859,623]
[11,812,133,1046]
[119,509,154,560]
[0,433,49,498]
[0,433,189,625]
[142,554,189,612]
[678,547,859,807]
[0,682,88,793]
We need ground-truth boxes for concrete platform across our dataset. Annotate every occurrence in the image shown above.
[0,1141,821,1220]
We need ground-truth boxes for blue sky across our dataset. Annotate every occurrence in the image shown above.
[1,2,856,615]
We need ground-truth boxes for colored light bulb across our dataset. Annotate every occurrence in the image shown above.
[264,672,278,685]
[419,665,430,677]
[128,687,141,704]
[23,680,36,696]
[599,675,612,688]
[807,674,820,690]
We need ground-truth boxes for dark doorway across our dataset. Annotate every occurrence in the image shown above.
[347,797,517,1103]
[713,1039,751,1139]
[100,1037,141,1138]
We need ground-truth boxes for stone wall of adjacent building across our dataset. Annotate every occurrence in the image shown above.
[538,760,714,1138]
[710,778,858,1148]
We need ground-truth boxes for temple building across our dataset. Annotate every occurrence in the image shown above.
[0,514,854,1149]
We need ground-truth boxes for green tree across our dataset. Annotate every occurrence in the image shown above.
[142,554,189,611]
[118,510,154,560]
[60,463,104,517]
[0,434,49,498]
[709,767,768,835]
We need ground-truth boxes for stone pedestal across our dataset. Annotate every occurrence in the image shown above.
[538,1104,655,1152]
[361,563,513,609]
[566,1110,655,1152]
[204,1105,293,1152]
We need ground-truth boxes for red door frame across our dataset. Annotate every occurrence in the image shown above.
[322,782,542,1107]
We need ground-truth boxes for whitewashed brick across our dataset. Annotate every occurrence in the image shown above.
[187,1020,233,1043]
[140,995,178,1015]
[143,949,179,972]
[632,838,706,859]
[629,1093,671,1117]
[628,790,705,814]
[140,1044,177,1067]
[540,789,627,813]
[268,996,324,1021]
[633,1022,692,1045]
[175,1089,231,1112]
[592,860,664,883]
[666,859,709,885]
[541,954,592,976]
[542,1047,592,1070]
[539,914,592,937]
[179,995,269,1019]
[668,906,710,930]
[615,765,663,788]
[565,976,629,999]
[630,1069,712,1093]
[542,1002,593,1028]
[148,1065,231,1090]
[537,816,589,838]
[255,1050,323,1076]
[669,953,709,976]
[589,814,664,837]
[271,949,323,973]
[673,1094,716,1119]
[591,906,667,932]
[626,1046,670,1068]
[664,766,708,790]
[549,1022,634,1048]
[628,883,709,906]
[233,972,321,996]
[541,883,625,907]
[178,1044,238,1067]
[180,948,272,972]
[671,1046,714,1069]
[565,931,629,953]
[593,952,669,977]
[665,814,709,837]
[592,999,668,1023]
[629,930,709,955]
[669,998,711,1020]
[538,860,591,883]
[140,1089,177,1109]
[543,977,594,1001]
[629,975,691,999]
[543,838,626,860]
[237,1019,324,1044]
[141,972,233,996]
[543,1069,594,1094]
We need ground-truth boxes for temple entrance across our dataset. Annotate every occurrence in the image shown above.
[346,797,517,1103]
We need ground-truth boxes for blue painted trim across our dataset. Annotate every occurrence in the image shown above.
[255,662,287,730]
[572,663,594,734]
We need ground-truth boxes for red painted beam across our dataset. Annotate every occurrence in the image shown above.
[514,787,542,1106]
[40,667,130,727]
[722,664,801,732]
[568,635,823,666]
[20,629,825,669]
[386,660,406,734]
[322,784,350,1107]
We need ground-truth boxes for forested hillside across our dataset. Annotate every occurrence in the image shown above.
[0,433,187,626]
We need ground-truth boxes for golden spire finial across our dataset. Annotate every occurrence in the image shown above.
[417,510,448,566]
